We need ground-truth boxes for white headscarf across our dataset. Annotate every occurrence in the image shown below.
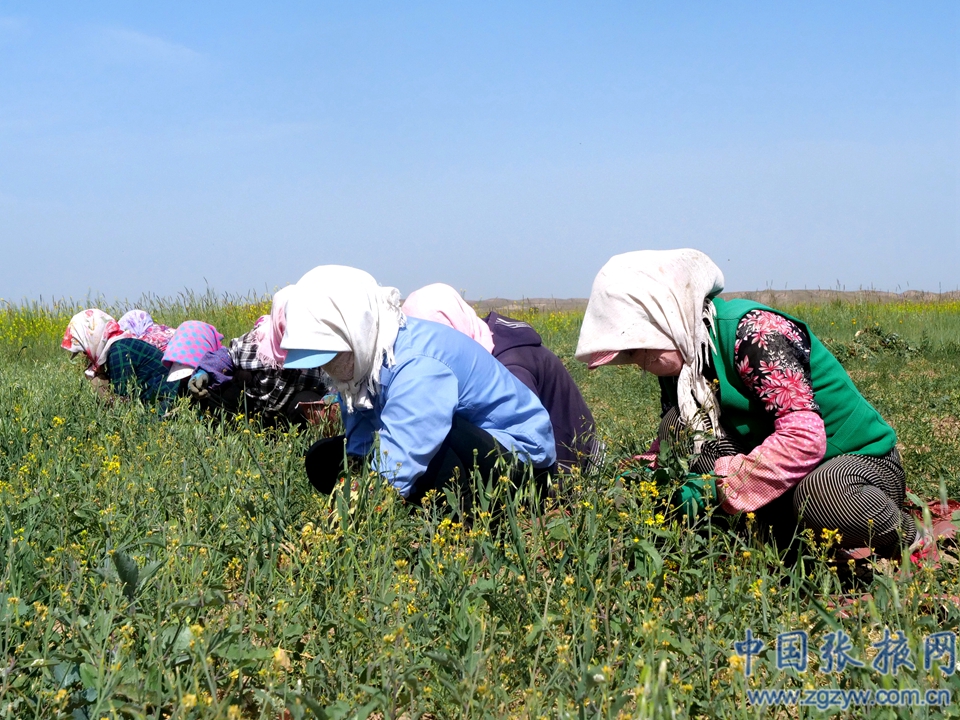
[282,265,405,412]
[575,249,725,445]
[61,309,132,378]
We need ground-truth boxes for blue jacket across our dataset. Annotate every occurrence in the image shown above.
[343,318,557,497]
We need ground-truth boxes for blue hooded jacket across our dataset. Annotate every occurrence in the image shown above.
[343,317,557,497]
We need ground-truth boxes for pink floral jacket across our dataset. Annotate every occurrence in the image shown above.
[714,310,826,513]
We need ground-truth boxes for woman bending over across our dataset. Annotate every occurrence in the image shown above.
[190,287,328,426]
[62,309,179,410]
[403,283,603,475]
[576,249,916,558]
[281,266,557,510]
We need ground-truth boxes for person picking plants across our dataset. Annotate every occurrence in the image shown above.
[117,309,175,352]
[161,320,225,385]
[62,308,180,409]
[576,248,919,559]
[402,282,604,476]
[280,265,557,511]
[188,286,329,426]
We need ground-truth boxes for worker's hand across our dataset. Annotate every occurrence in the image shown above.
[89,374,111,398]
[187,369,210,398]
[672,473,718,521]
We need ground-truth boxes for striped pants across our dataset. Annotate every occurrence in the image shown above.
[658,408,917,557]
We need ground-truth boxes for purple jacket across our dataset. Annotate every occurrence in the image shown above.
[484,312,601,473]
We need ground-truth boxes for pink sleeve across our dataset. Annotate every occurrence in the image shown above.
[714,410,826,513]
[631,438,660,467]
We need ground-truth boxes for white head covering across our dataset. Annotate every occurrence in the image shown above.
[282,265,405,412]
[61,309,132,378]
[575,249,725,445]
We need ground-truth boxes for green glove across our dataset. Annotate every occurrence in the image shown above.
[673,474,718,521]
[187,369,210,398]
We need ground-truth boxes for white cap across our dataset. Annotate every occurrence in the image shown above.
[166,362,194,382]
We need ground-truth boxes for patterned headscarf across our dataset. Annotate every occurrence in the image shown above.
[255,286,295,369]
[119,309,175,352]
[118,310,155,337]
[575,249,725,447]
[401,283,495,353]
[62,309,132,377]
[282,266,405,412]
[162,321,224,369]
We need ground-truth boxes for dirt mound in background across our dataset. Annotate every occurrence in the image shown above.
[471,289,960,313]
[722,289,960,306]
[472,297,590,313]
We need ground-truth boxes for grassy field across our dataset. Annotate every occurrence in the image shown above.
[1,295,959,719]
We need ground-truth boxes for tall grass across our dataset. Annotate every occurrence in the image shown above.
[0,290,269,362]
[777,300,960,353]
[5,295,959,361]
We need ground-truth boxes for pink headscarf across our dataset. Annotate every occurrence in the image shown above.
[62,309,133,377]
[401,283,495,353]
[140,324,176,353]
[162,321,224,369]
[256,286,294,369]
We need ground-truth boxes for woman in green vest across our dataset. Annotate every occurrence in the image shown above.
[575,248,917,558]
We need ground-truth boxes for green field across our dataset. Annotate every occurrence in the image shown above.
[1,296,959,719]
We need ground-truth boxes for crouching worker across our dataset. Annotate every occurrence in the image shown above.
[402,283,604,477]
[576,249,917,559]
[62,309,180,411]
[281,266,557,513]
[117,309,175,352]
[188,287,329,427]
[162,321,224,386]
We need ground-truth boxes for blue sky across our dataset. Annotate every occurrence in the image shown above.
[1,2,957,303]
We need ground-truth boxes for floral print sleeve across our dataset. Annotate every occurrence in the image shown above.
[733,310,820,417]
[714,310,827,513]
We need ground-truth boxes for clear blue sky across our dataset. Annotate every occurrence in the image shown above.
[1,2,957,303]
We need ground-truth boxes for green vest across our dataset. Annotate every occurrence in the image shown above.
[709,298,896,459]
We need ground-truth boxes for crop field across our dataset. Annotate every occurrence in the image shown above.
[0,294,959,719]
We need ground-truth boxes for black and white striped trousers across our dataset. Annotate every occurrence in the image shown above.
[657,408,916,557]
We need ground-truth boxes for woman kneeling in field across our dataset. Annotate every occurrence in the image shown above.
[576,248,918,559]
[62,309,180,409]
[117,309,175,351]
[188,287,329,426]
[161,321,225,385]
[281,266,557,510]
[402,283,604,476]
